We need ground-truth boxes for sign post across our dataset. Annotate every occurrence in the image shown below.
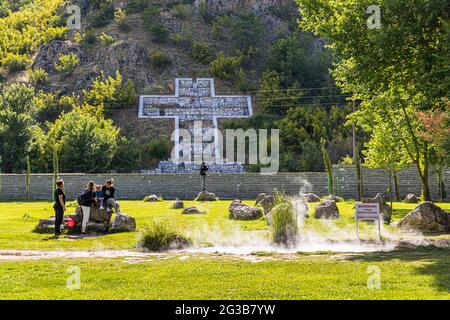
[355,203,381,241]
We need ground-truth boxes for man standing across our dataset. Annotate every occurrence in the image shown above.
[200,161,209,191]
[102,179,121,215]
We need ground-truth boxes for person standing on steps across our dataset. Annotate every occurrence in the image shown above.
[53,180,66,237]
[80,181,96,235]
[200,161,209,191]
[102,179,121,215]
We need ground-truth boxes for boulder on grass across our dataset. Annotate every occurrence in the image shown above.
[167,235,191,250]
[111,214,136,233]
[144,194,159,202]
[195,190,218,201]
[182,206,203,214]
[397,202,450,233]
[325,194,344,202]
[314,200,340,220]
[171,200,184,209]
[34,217,56,234]
[404,193,419,204]
[299,193,321,203]
[229,200,263,220]
[255,193,267,204]
[255,194,276,215]
[362,193,391,223]
[85,222,107,234]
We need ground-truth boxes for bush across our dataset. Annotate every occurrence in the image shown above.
[28,67,48,86]
[149,49,171,69]
[171,4,192,19]
[150,24,170,43]
[209,52,240,81]
[81,29,97,46]
[2,53,31,73]
[137,221,190,252]
[114,8,130,32]
[270,194,298,247]
[142,5,161,31]
[98,33,115,45]
[53,53,79,74]
[192,41,214,64]
[90,2,115,28]
[125,0,149,14]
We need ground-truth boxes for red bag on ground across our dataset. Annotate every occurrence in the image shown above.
[67,218,75,228]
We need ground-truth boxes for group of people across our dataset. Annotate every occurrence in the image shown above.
[53,179,121,236]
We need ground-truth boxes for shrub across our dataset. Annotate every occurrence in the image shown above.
[98,33,115,45]
[2,53,31,73]
[192,41,214,64]
[172,4,192,19]
[209,52,240,81]
[114,8,130,32]
[28,67,48,86]
[149,49,171,69]
[142,5,161,31]
[90,2,115,28]
[81,29,97,46]
[125,0,148,14]
[150,24,170,43]
[53,53,79,74]
[137,221,190,252]
[270,194,298,247]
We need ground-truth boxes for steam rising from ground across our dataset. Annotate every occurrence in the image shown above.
[184,198,398,254]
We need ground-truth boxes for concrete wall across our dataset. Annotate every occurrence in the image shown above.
[0,166,448,201]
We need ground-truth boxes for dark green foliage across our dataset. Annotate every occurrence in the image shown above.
[191,41,214,64]
[150,24,170,43]
[231,12,264,54]
[149,49,171,69]
[0,84,36,173]
[81,29,97,46]
[110,137,143,173]
[138,221,190,252]
[142,137,171,167]
[142,5,161,32]
[125,0,149,14]
[209,53,240,81]
[90,2,115,28]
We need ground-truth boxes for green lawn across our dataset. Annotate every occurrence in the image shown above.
[0,200,449,299]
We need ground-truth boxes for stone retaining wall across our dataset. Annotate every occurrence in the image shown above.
[0,166,448,201]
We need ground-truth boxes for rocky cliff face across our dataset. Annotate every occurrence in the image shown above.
[194,0,292,15]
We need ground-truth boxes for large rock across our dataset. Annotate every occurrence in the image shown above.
[182,206,203,214]
[85,222,107,234]
[111,214,136,233]
[76,206,112,230]
[299,193,321,203]
[362,193,391,223]
[229,200,263,220]
[33,40,83,75]
[144,195,159,202]
[171,200,184,209]
[325,194,343,202]
[404,194,419,204]
[195,190,218,201]
[398,202,450,233]
[255,194,276,215]
[314,200,340,220]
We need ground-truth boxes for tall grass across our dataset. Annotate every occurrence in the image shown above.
[270,192,298,247]
[137,220,189,252]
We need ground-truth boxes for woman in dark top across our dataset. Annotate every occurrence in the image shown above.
[80,181,96,234]
[53,180,66,236]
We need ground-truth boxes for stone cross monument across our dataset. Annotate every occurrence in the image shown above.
[138,78,253,173]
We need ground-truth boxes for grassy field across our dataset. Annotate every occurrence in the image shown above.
[0,200,449,299]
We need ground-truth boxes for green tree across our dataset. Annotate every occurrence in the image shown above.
[0,84,36,173]
[321,138,334,195]
[297,0,450,200]
[46,106,120,173]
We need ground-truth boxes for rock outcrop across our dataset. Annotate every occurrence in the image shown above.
[182,206,204,214]
[33,40,84,76]
[398,202,450,233]
[195,190,218,201]
[314,200,340,220]
[111,214,137,233]
[171,200,184,209]
[229,200,263,220]
[299,193,321,203]
[255,193,276,214]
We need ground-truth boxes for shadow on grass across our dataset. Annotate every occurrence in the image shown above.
[345,247,450,293]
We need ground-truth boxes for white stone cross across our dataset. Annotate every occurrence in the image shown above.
[138,78,253,162]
